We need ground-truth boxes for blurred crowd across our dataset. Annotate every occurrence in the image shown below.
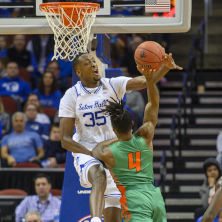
[0,34,73,168]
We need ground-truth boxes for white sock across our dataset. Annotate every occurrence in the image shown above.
[91,217,101,222]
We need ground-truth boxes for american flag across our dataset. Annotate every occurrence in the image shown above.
[145,0,171,13]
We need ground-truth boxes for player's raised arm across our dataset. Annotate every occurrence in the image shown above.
[60,117,92,156]
[135,68,160,147]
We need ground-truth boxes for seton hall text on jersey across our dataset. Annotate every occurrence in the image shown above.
[78,99,108,110]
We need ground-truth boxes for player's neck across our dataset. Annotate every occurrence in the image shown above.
[81,80,100,88]
[118,132,133,141]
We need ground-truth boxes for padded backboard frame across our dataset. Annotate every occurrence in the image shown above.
[0,0,191,34]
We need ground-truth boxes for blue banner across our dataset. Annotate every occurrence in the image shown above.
[60,151,97,222]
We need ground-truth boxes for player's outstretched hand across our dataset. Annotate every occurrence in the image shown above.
[163,53,183,70]
[137,65,157,81]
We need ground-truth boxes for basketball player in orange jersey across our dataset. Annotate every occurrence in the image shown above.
[59,52,182,222]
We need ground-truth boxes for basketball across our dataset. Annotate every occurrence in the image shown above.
[134,41,165,70]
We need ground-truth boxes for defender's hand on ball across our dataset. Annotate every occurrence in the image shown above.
[163,53,183,70]
[137,65,156,81]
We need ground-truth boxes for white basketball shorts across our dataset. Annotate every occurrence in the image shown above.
[73,153,121,209]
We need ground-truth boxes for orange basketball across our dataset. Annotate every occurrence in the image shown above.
[134,41,165,70]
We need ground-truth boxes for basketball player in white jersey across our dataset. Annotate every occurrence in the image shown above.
[59,52,182,222]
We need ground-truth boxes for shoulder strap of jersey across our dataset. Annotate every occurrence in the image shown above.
[101,78,119,100]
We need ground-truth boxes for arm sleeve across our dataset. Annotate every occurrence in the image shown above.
[109,76,132,99]
[199,183,210,208]
[1,135,8,147]
[59,88,77,118]
[33,132,43,148]
[15,197,28,222]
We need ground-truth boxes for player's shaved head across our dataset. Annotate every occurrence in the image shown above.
[72,52,87,73]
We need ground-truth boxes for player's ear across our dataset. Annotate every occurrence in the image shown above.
[113,127,118,135]
[75,68,81,77]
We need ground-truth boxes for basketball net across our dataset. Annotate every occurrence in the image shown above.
[40,3,100,61]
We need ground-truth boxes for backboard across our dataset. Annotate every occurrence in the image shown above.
[0,0,192,34]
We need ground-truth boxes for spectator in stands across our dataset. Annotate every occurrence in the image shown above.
[0,36,7,57]
[126,90,145,129]
[46,60,71,93]
[26,93,51,136]
[15,173,61,222]
[121,34,145,77]
[0,97,10,137]
[24,103,49,142]
[196,177,222,222]
[26,35,54,75]
[195,158,221,220]
[46,58,72,79]
[0,112,44,167]
[25,211,42,222]
[33,71,62,110]
[216,131,222,170]
[42,124,66,168]
[6,35,38,74]
[0,57,9,77]
[110,34,127,67]
[0,61,31,103]
[46,61,60,79]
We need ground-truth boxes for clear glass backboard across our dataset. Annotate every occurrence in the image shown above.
[0,0,192,34]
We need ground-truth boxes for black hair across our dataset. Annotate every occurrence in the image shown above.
[50,123,60,133]
[72,52,87,73]
[38,71,58,94]
[203,158,221,178]
[33,173,51,184]
[102,98,132,134]
[47,60,60,70]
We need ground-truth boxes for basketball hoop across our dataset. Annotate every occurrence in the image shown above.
[40,2,100,61]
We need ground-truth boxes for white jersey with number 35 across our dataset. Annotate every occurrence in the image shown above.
[59,76,131,154]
